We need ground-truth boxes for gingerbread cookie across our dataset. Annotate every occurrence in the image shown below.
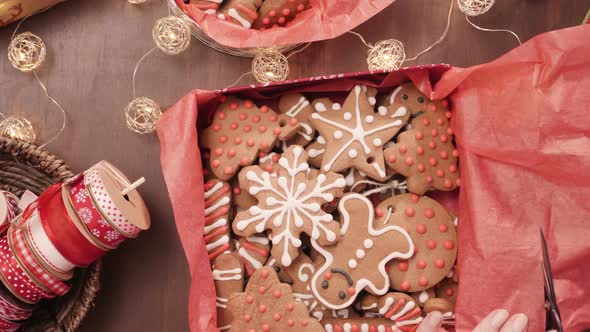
[277,94,315,146]
[253,0,309,29]
[232,152,282,210]
[360,293,422,327]
[218,0,263,29]
[201,97,289,181]
[360,85,379,107]
[378,194,456,292]
[233,145,346,267]
[231,179,257,210]
[423,298,453,314]
[321,317,422,332]
[377,83,428,125]
[305,98,342,168]
[410,288,436,308]
[310,193,413,309]
[384,100,460,194]
[227,266,323,331]
[212,252,244,331]
[204,179,232,261]
[191,0,223,14]
[236,235,270,276]
[434,276,457,311]
[310,85,406,180]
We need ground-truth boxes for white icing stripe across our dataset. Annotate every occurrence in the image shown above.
[298,262,315,282]
[324,324,333,332]
[238,247,263,269]
[215,297,228,309]
[361,303,378,310]
[218,325,231,331]
[206,235,229,251]
[418,290,429,303]
[205,196,230,215]
[204,218,227,234]
[389,86,403,105]
[212,267,242,281]
[245,235,269,245]
[307,148,324,158]
[371,162,386,178]
[227,8,251,28]
[396,317,423,326]
[390,301,415,320]
[361,323,369,332]
[391,106,407,118]
[285,97,309,117]
[379,297,394,315]
[205,181,223,199]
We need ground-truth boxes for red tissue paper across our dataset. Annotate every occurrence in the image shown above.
[158,24,590,332]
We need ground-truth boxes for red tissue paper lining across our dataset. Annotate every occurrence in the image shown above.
[176,0,396,48]
[158,24,590,332]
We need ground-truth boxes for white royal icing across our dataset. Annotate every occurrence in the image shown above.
[212,268,242,281]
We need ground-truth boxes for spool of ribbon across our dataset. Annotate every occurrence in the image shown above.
[84,161,150,238]
[0,236,54,304]
[0,191,19,235]
[65,174,127,249]
[0,287,33,322]
[8,226,70,296]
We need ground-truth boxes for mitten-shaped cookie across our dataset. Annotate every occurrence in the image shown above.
[277,94,315,146]
[310,193,413,309]
[201,97,295,181]
[253,0,309,29]
[218,0,263,29]
[233,145,346,267]
[310,85,406,180]
[227,267,323,332]
[384,100,460,194]
[212,253,244,331]
[378,194,457,292]
[377,82,429,123]
[204,179,232,261]
[236,235,270,276]
[360,292,423,329]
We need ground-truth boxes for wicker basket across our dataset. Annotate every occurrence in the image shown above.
[168,0,300,57]
[0,137,101,332]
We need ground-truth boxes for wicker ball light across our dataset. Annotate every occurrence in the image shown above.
[7,32,46,72]
[152,16,191,55]
[125,97,162,135]
[367,39,406,71]
[252,49,289,83]
[457,0,495,16]
[0,116,36,143]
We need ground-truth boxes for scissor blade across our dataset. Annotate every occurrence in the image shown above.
[540,228,564,332]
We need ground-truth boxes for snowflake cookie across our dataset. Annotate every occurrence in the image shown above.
[309,85,406,180]
[233,145,346,267]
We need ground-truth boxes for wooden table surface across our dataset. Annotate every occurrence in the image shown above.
[0,0,588,330]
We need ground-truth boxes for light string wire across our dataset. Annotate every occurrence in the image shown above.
[132,47,157,98]
[5,4,66,148]
[465,15,521,44]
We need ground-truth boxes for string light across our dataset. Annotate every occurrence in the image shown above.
[0,116,36,143]
[152,16,191,55]
[367,39,406,71]
[7,32,46,72]
[457,0,495,16]
[124,97,162,134]
[252,49,289,83]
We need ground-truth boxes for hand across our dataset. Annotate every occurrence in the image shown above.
[417,309,528,332]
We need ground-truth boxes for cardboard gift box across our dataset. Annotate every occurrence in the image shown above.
[157,24,590,332]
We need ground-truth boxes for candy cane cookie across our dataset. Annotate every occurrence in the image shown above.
[212,252,244,331]
[204,179,232,261]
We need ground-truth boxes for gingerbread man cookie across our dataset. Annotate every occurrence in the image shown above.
[322,317,421,332]
[201,97,293,181]
[204,179,232,261]
[236,235,270,276]
[227,267,324,332]
[360,292,422,328]
[377,194,457,292]
[277,93,315,146]
[310,193,413,309]
[253,0,309,29]
[377,82,428,124]
[233,145,346,267]
[310,85,406,180]
[384,100,460,194]
[212,252,244,331]
[217,0,263,29]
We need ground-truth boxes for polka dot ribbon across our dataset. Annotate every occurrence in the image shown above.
[0,290,32,322]
[84,167,142,237]
[0,315,21,332]
[67,174,127,248]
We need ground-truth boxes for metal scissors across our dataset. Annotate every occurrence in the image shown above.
[540,228,564,332]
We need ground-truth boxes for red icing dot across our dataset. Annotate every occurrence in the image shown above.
[228,149,237,157]
[422,118,430,126]
[417,260,427,269]
[443,179,453,188]
[301,320,309,327]
[260,142,269,149]
[442,99,449,107]
[218,112,227,120]
[439,224,449,232]
[272,154,280,162]
[435,258,446,268]
[259,126,267,133]
[261,269,269,278]
[447,128,453,135]
[233,187,241,195]
[259,152,267,158]
[269,114,278,122]
[419,277,429,286]
[223,166,233,175]
[212,124,221,132]
[229,103,238,110]
[244,100,254,109]
[260,105,270,113]
[264,165,274,172]
[405,207,415,217]
[449,165,457,173]
[286,303,294,311]
[440,150,449,159]
[288,319,295,327]
[244,314,252,322]
[258,286,266,294]
[426,175,433,183]
[252,115,261,123]
[324,272,333,280]
[387,154,397,163]
[273,127,281,135]
[445,111,452,118]
[424,208,435,218]
[375,207,384,218]
[243,125,252,133]
[456,178,461,186]
[273,313,281,321]
[278,17,286,24]
[446,288,454,296]
[428,141,437,149]
[262,324,270,332]
[416,163,425,173]
[430,104,437,112]
[282,8,291,15]
[426,239,437,249]
[239,112,248,120]
[214,148,223,156]
[411,194,420,203]
[297,3,305,10]
[259,304,267,313]
[219,135,228,143]
[444,240,455,249]
[405,157,414,166]
[398,261,409,272]
[399,145,408,153]
[269,10,277,16]
[230,122,238,130]
[400,281,411,291]
[452,149,459,157]
[431,128,438,137]
[273,290,282,298]
[416,146,424,155]
[436,169,445,178]
[415,131,424,140]
[416,224,427,234]
[211,160,221,168]
[429,157,438,166]
[437,118,444,126]
[288,118,298,126]
[246,139,255,147]
[440,134,449,143]
[347,287,356,295]
[234,137,242,144]
[240,157,249,165]
[263,17,270,24]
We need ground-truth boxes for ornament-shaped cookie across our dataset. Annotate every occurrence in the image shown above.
[204,179,232,261]
[227,267,323,332]
[233,145,346,267]
[201,97,292,181]
[236,235,270,276]
[310,85,406,180]
[277,94,315,146]
[218,0,263,29]
[360,292,423,329]
[310,193,413,309]
[379,194,457,292]
[384,100,460,194]
[212,253,244,331]
[253,0,309,29]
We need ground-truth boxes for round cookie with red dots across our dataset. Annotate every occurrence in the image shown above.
[376,193,457,292]
[383,100,460,195]
[253,0,309,29]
